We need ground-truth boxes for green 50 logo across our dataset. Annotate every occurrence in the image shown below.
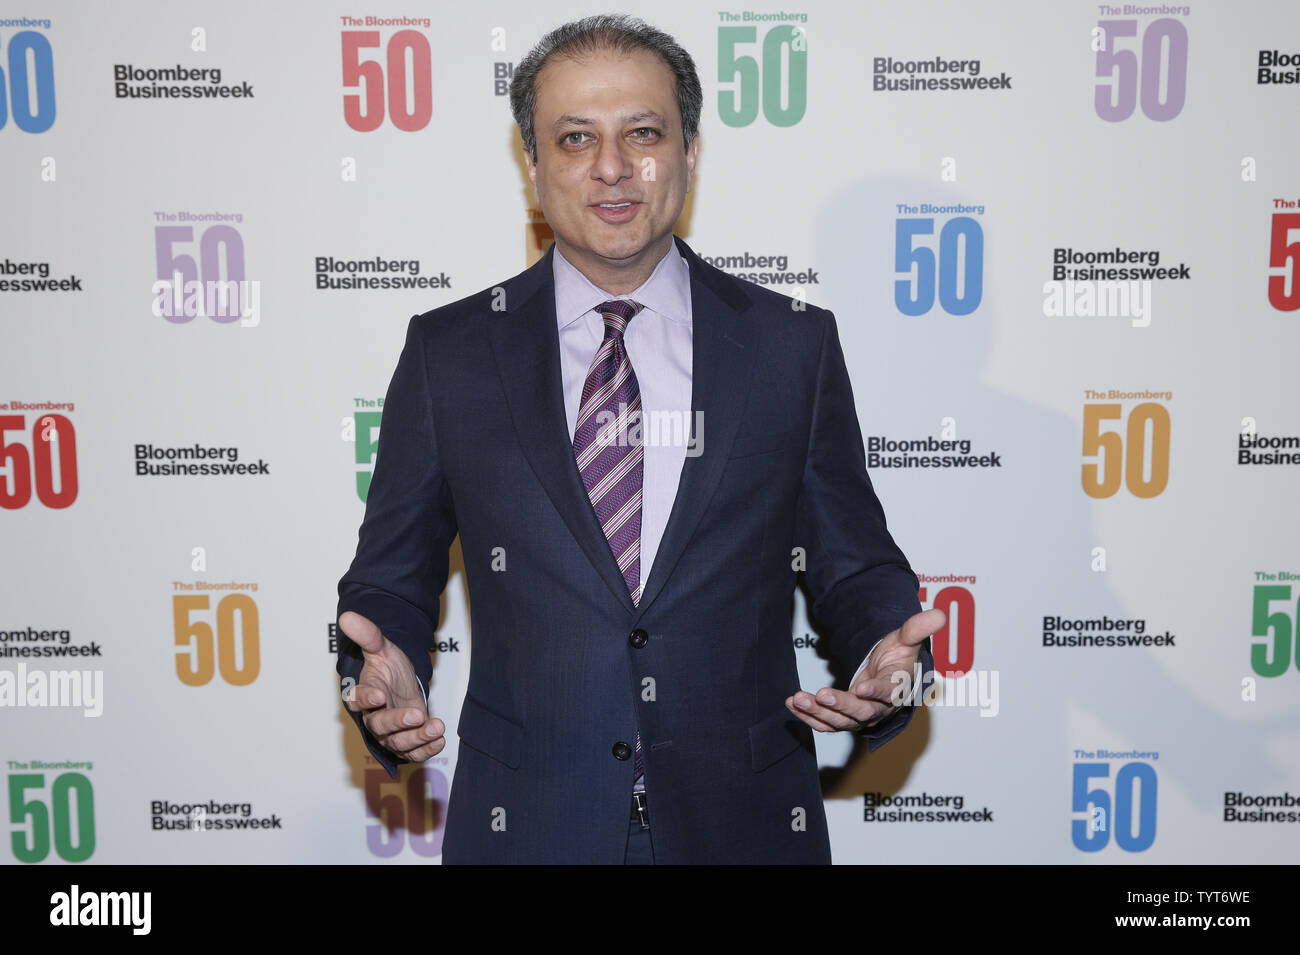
[1252,585,1300,677]
[9,772,94,863]
[718,25,806,128]
[354,411,381,502]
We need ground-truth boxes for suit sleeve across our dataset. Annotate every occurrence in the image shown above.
[792,310,932,751]
[337,315,458,778]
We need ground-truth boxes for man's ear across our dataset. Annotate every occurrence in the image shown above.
[523,145,538,191]
[685,133,699,192]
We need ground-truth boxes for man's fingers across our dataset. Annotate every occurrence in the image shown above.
[787,690,867,731]
[853,676,908,707]
[343,681,388,713]
[786,695,838,732]
[364,704,432,738]
[826,687,896,725]
[399,735,448,763]
[376,719,446,757]
[338,610,385,655]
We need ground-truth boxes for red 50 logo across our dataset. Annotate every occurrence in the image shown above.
[918,584,974,676]
[1269,212,1300,312]
[342,30,432,132]
[0,414,77,509]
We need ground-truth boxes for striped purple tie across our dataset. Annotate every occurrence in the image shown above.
[573,299,645,782]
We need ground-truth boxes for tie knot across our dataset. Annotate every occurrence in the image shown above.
[597,299,643,339]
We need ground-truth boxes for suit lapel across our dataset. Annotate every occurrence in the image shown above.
[490,246,639,613]
[632,238,756,620]
[489,238,757,619]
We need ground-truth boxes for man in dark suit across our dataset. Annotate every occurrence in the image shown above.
[336,13,940,864]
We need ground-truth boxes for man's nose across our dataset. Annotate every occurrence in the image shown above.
[590,134,633,185]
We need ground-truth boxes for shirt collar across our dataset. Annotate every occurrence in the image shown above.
[553,240,691,330]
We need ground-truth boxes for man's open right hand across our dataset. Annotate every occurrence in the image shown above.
[338,610,445,762]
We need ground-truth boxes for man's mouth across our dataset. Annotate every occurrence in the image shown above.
[591,200,640,223]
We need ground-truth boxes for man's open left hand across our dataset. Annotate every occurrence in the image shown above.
[785,608,944,732]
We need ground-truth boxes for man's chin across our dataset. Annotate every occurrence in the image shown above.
[588,234,672,266]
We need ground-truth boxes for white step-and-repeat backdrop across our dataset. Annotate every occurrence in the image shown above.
[3,0,1298,863]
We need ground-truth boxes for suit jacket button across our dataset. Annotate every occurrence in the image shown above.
[612,741,632,761]
[628,628,648,649]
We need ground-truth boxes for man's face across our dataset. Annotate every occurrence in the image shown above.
[524,46,698,289]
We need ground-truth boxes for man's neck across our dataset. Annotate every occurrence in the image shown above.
[554,236,674,295]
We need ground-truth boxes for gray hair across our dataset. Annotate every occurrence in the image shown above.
[509,14,702,160]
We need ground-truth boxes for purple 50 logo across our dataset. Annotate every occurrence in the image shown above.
[152,225,259,325]
[1094,18,1187,122]
[365,765,448,857]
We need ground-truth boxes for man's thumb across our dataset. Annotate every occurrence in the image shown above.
[901,608,945,646]
[338,611,385,655]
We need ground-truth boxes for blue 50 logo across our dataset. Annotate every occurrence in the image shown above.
[0,31,55,132]
[895,217,983,316]
[1071,761,1157,852]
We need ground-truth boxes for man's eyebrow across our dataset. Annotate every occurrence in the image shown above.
[551,111,672,131]
[623,110,669,127]
[553,114,594,130]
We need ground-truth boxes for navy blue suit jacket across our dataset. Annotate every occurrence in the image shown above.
[337,236,931,864]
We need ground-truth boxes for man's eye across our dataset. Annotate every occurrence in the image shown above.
[630,127,660,141]
[563,131,589,145]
